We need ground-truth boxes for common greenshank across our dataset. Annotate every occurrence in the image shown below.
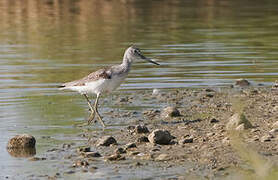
[59,46,160,127]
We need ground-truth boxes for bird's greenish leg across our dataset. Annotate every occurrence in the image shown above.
[83,94,96,125]
[94,93,106,127]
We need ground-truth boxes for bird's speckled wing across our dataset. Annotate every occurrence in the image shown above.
[60,68,112,87]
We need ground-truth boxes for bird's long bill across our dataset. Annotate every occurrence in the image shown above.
[138,53,160,65]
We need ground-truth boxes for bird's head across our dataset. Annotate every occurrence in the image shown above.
[123,46,160,65]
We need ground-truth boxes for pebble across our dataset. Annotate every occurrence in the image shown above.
[83,152,101,158]
[135,125,149,134]
[7,134,36,149]
[179,137,193,144]
[210,118,219,123]
[125,143,137,150]
[96,136,117,147]
[137,136,149,143]
[155,154,171,161]
[161,107,181,118]
[77,147,91,153]
[235,79,250,86]
[148,129,174,145]
[115,147,126,154]
[260,135,273,142]
[152,88,161,95]
[106,154,125,161]
[73,160,89,167]
[269,128,278,134]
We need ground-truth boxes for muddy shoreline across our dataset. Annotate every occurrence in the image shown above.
[9,86,278,179]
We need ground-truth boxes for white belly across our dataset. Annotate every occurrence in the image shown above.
[64,75,127,95]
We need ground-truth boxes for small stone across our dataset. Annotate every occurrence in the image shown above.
[207,132,215,137]
[106,154,125,161]
[137,136,149,143]
[118,97,129,103]
[210,118,219,123]
[205,88,214,92]
[179,137,193,144]
[62,144,71,149]
[128,151,140,156]
[115,147,126,154]
[148,129,174,145]
[7,134,36,149]
[152,88,161,95]
[161,107,181,118]
[125,143,136,149]
[73,160,89,167]
[96,136,117,147]
[155,154,171,161]
[226,113,253,130]
[135,125,149,134]
[77,147,91,153]
[260,135,272,142]
[206,94,214,98]
[83,152,101,158]
[269,128,278,134]
[127,125,135,132]
[235,79,250,86]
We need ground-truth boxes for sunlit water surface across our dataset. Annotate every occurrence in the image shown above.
[1,0,278,178]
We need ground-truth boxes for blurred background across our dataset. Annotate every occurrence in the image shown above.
[1,0,278,178]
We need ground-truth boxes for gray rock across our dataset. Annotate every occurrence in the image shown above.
[148,129,174,145]
[7,134,36,149]
[96,136,117,147]
[226,113,253,130]
[161,107,181,118]
[235,79,250,86]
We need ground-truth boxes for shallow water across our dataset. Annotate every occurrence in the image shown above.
[1,0,278,178]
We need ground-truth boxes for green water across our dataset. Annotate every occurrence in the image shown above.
[1,0,278,178]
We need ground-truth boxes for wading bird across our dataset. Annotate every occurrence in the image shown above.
[59,46,160,127]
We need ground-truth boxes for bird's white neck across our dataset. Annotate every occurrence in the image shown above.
[122,57,132,72]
